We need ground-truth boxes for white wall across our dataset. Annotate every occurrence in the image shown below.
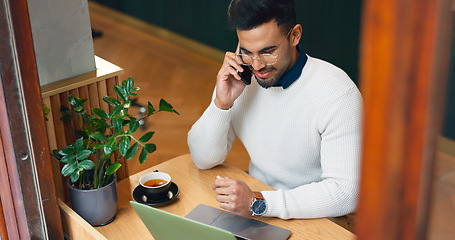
[27,0,96,86]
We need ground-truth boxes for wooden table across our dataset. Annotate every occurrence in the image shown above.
[95,154,355,240]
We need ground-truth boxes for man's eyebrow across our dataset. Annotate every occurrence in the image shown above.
[240,45,278,54]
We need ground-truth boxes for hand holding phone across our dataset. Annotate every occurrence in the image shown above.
[213,45,250,110]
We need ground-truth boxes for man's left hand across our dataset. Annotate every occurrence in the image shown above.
[211,176,255,216]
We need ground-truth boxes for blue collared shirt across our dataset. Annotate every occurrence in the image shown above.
[272,44,307,89]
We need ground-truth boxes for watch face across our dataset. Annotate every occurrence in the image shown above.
[252,199,267,215]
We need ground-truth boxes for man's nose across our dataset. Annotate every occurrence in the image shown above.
[251,58,266,71]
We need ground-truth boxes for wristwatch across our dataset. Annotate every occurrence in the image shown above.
[250,191,267,216]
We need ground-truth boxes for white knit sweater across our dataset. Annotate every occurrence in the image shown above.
[188,56,363,219]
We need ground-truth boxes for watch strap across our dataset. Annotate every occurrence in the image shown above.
[254,191,264,200]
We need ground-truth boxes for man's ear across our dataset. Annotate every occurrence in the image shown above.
[290,24,302,47]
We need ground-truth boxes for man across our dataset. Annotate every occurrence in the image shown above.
[188,0,362,219]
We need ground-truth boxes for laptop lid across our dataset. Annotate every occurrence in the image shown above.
[186,204,291,240]
[130,201,236,240]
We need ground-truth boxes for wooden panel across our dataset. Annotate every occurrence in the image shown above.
[106,77,118,112]
[50,95,67,150]
[88,82,100,112]
[59,199,108,240]
[43,96,65,200]
[98,79,109,112]
[79,85,91,112]
[356,0,453,239]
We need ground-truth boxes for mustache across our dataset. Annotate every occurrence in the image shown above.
[254,66,275,74]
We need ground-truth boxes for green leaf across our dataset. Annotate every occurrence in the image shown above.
[51,150,63,160]
[59,106,72,122]
[113,118,123,133]
[127,76,134,93]
[159,98,173,111]
[125,143,138,161]
[60,106,70,112]
[139,147,148,164]
[81,126,91,137]
[90,132,107,142]
[102,96,121,107]
[101,151,113,160]
[43,104,50,121]
[106,162,122,175]
[74,138,84,151]
[75,130,88,139]
[119,137,130,156]
[144,143,156,153]
[119,108,128,118]
[93,143,104,149]
[68,95,78,106]
[60,153,76,164]
[104,145,114,155]
[68,95,87,112]
[138,131,155,143]
[90,118,110,130]
[121,80,127,93]
[79,160,95,170]
[110,105,123,119]
[104,137,117,155]
[159,99,179,115]
[76,149,92,160]
[70,171,80,183]
[114,85,127,102]
[61,162,77,176]
[59,146,76,156]
[92,108,109,119]
[73,106,84,113]
[128,120,139,134]
[147,102,156,115]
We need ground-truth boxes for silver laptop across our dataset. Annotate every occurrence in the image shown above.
[130,201,291,240]
[186,204,291,240]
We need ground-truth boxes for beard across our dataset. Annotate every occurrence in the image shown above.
[254,66,281,89]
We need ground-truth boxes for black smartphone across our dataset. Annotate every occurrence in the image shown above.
[238,65,252,85]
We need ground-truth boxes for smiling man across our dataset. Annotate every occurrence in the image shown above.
[188,0,363,219]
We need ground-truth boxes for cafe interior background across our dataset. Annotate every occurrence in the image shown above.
[1,0,454,239]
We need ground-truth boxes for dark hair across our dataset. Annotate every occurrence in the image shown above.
[228,0,296,34]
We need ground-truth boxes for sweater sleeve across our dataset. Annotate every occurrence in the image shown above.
[187,100,237,169]
[261,88,363,219]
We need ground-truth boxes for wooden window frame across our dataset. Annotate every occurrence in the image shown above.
[0,0,453,239]
[0,0,63,239]
[356,0,453,239]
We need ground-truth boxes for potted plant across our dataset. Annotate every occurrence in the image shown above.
[52,76,178,226]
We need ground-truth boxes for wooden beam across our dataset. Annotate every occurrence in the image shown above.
[356,0,453,239]
[0,0,64,238]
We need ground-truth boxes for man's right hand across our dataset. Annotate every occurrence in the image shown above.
[214,51,248,110]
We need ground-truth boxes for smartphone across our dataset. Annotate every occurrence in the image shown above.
[236,45,252,85]
[238,66,252,85]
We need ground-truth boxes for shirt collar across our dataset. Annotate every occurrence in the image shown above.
[272,44,307,89]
